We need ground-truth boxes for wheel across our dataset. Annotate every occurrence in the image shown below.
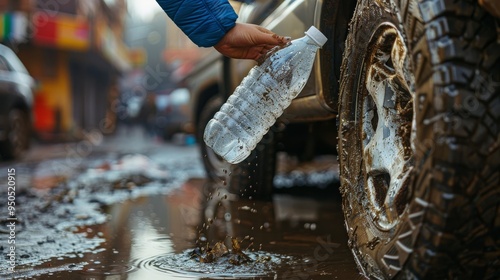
[337,0,500,278]
[198,97,276,199]
[0,108,31,160]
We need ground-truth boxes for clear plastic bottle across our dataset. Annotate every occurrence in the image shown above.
[204,26,328,164]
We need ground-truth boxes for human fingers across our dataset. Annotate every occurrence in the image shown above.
[250,25,290,46]
[258,44,273,52]
[255,26,274,34]
[247,44,283,62]
[255,26,291,43]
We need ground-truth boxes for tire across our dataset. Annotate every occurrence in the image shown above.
[198,97,276,199]
[0,108,31,160]
[337,0,500,279]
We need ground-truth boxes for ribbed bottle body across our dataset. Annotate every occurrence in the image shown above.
[204,35,322,164]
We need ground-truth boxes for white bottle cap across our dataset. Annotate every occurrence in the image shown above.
[305,26,328,47]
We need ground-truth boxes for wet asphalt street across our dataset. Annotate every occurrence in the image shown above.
[0,127,363,279]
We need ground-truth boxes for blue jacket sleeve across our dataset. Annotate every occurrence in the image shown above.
[156,0,238,47]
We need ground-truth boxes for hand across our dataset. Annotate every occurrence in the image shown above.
[214,23,290,60]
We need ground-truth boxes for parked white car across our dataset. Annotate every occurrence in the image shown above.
[0,44,35,160]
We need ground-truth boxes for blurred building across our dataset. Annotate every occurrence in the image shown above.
[162,16,206,83]
[123,4,207,88]
[0,0,130,140]
[119,4,204,129]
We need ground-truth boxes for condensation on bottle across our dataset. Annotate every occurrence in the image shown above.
[204,26,328,164]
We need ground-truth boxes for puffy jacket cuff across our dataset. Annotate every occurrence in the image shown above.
[158,0,238,47]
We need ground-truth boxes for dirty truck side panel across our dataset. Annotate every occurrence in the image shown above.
[185,50,222,135]
[187,0,357,129]
[226,0,357,122]
[224,0,335,122]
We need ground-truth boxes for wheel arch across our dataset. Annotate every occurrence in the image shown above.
[318,0,357,113]
[193,81,221,138]
[0,92,34,126]
[0,92,31,118]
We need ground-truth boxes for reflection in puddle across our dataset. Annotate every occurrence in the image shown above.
[3,171,361,279]
[80,263,137,277]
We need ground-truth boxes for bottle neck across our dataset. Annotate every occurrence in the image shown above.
[304,33,323,47]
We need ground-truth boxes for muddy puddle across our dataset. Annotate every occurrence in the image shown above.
[1,152,362,279]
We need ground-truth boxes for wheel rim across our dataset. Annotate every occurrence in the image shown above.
[361,24,414,230]
[8,109,28,157]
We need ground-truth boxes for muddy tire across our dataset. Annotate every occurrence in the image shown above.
[0,108,30,160]
[337,0,500,278]
[198,97,275,199]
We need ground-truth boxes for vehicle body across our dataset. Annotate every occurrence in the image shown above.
[155,88,191,140]
[184,0,500,278]
[0,44,35,160]
[186,0,346,194]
